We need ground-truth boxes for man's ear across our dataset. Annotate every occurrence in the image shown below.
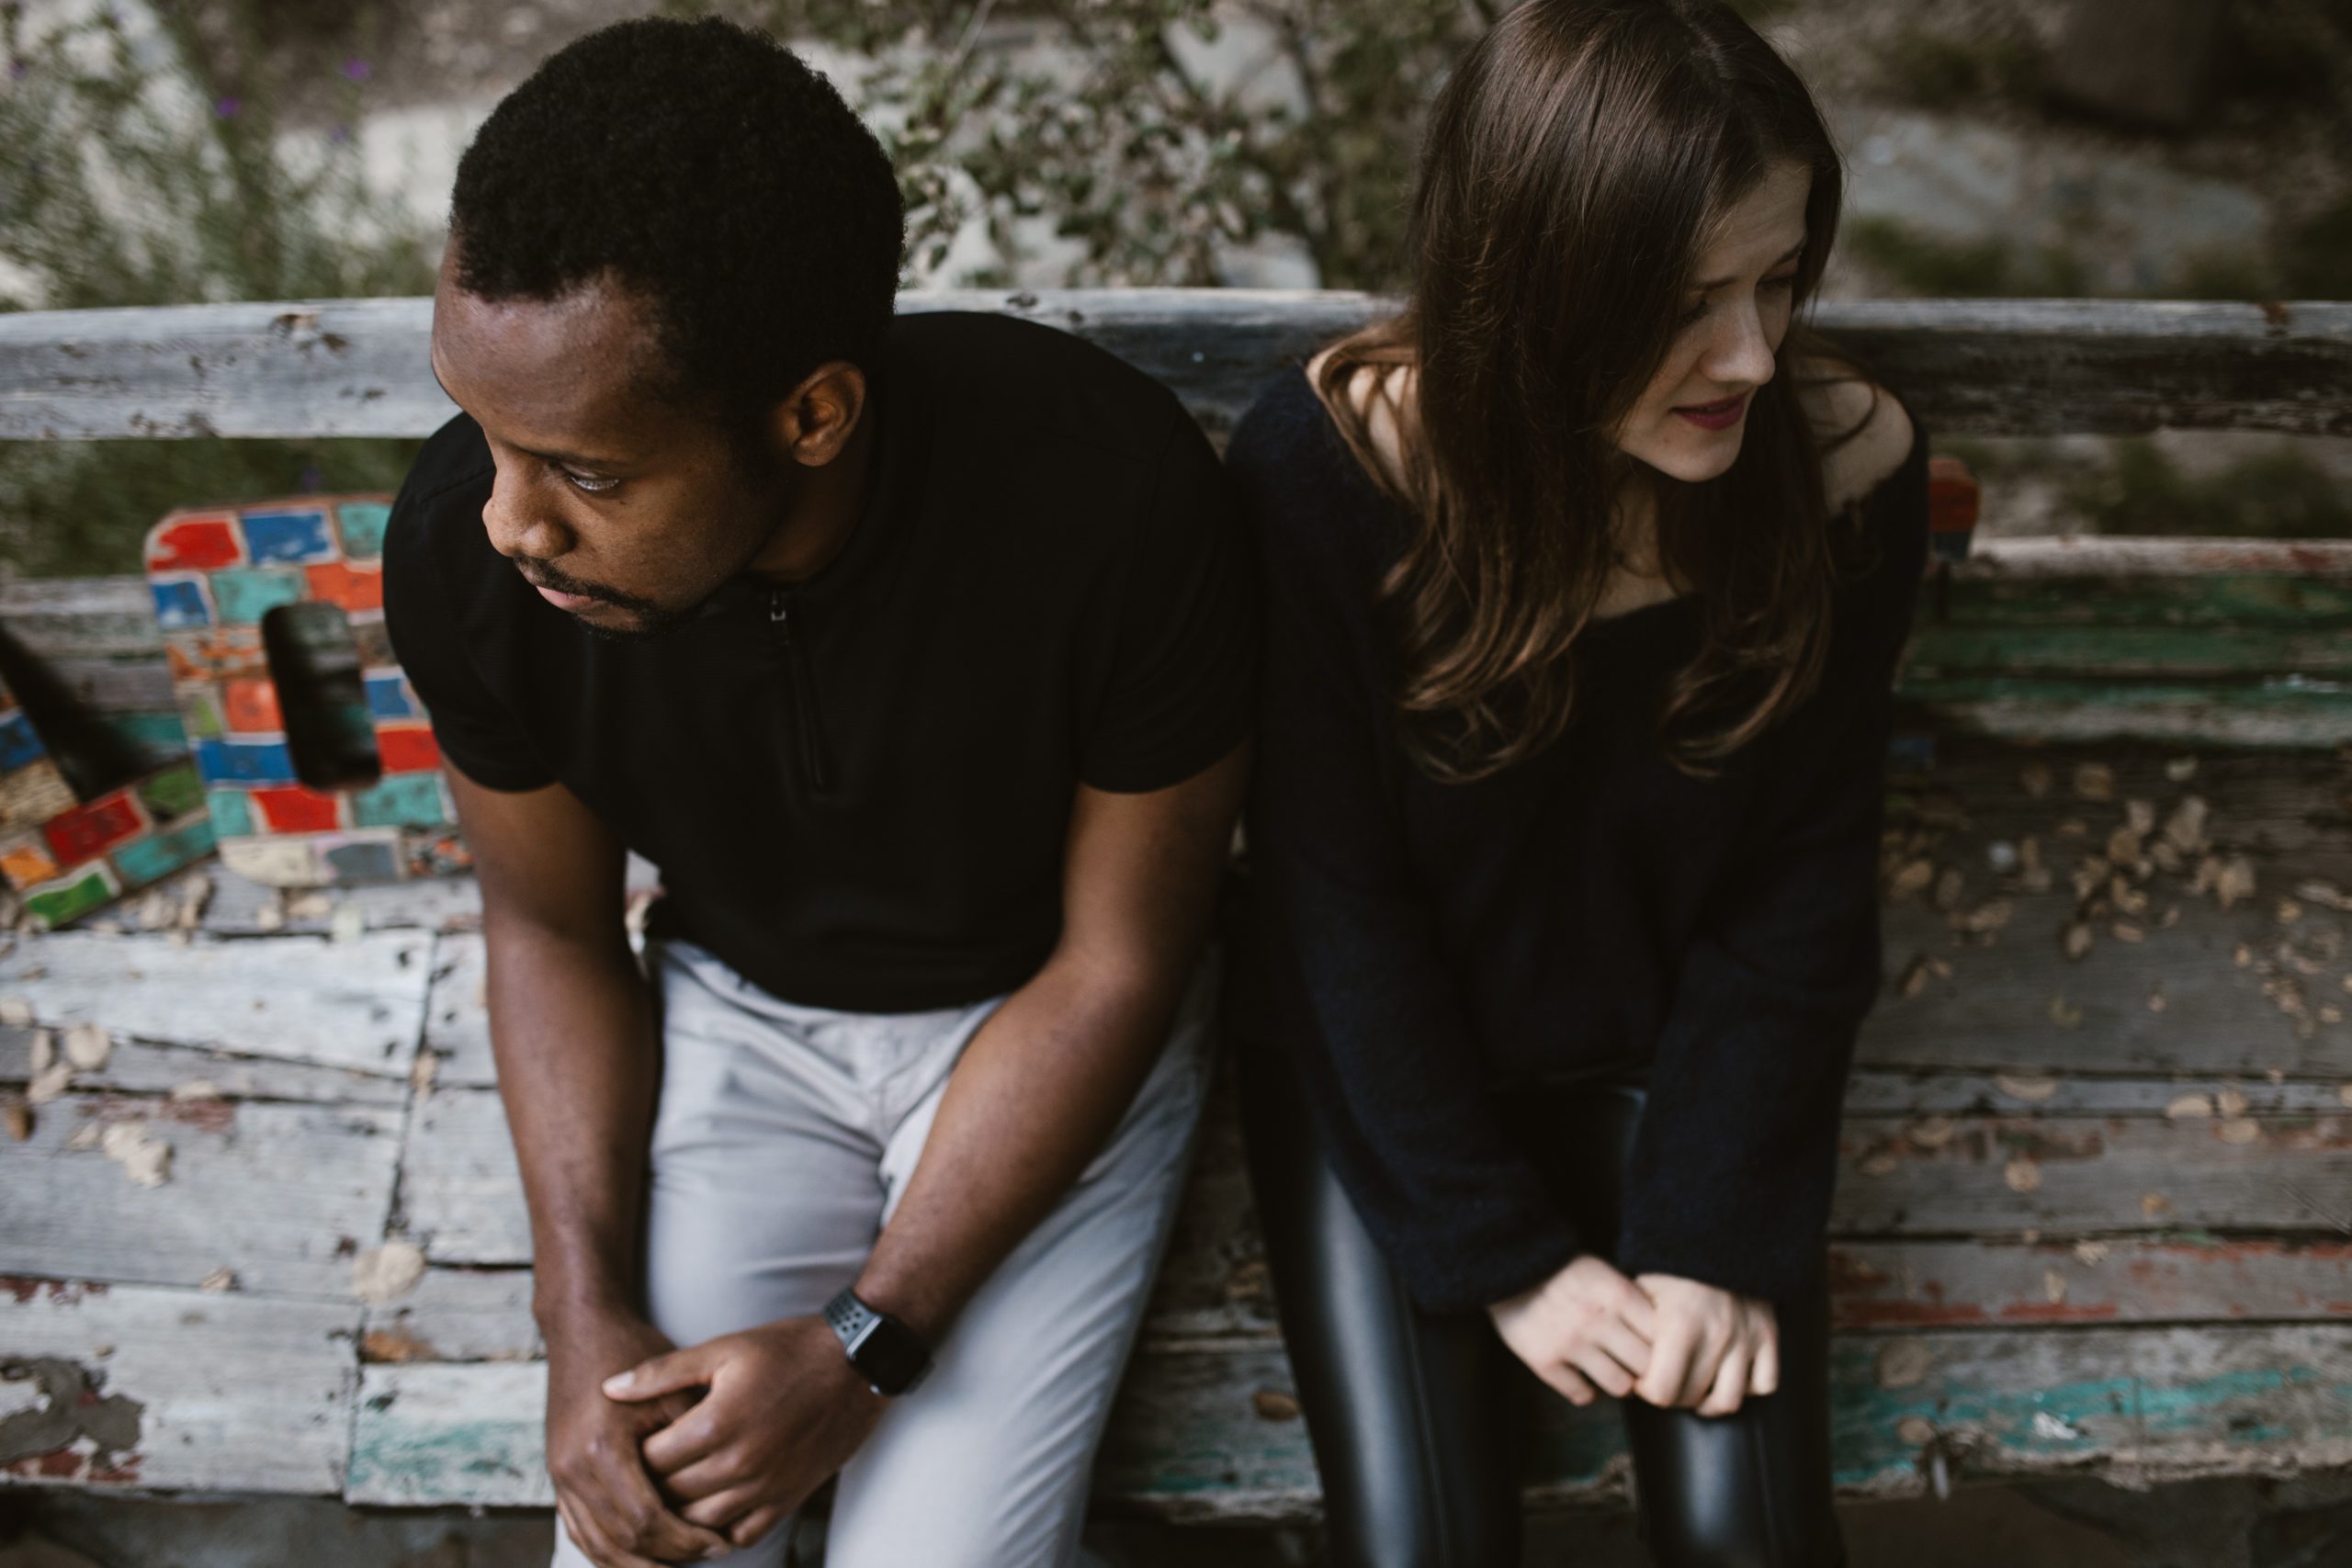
[766,362,868,468]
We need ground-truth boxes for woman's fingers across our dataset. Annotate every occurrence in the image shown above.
[1747,1322,1781,1397]
[1532,1356,1600,1406]
[1599,1315,1653,1385]
[1696,1339,1751,1417]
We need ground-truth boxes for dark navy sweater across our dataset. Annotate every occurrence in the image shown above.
[1226,364,1929,1314]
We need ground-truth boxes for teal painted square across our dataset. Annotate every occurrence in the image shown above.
[337,502,392,558]
[211,568,304,625]
[351,772,448,829]
[206,787,255,838]
[112,817,217,885]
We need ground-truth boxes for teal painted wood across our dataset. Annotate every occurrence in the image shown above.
[1906,626,2352,679]
[346,1325,2352,1517]
[1939,574,2352,629]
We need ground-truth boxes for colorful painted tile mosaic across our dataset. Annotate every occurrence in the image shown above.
[0,678,216,930]
[145,496,469,887]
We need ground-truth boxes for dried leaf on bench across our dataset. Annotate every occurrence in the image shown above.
[1996,1073,2060,1102]
[2162,796,2209,854]
[28,1027,53,1075]
[353,1241,427,1303]
[2297,880,2352,913]
[2044,1269,2066,1303]
[2216,1088,2249,1118]
[2218,1118,2262,1145]
[62,1021,110,1071]
[2148,987,2167,1012]
[2143,1192,2173,1216]
[1897,1416,1938,1445]
[1859,1145,1902,1176]
[2165,1094,2213,1119]
[1932,867,1965,912]
[2004,1157,2042,1192]
[1905,1116,1959,1149]
[1876,1340,1934,1389]
[2123,799,2155,838]
[168,1080,220,1102]
[2049,995,2086,1029]
[2018,762,2052,799]
[0,996,33,1028]
[99,1120,172,1188]
[26,1059,71,1106]
[2164,756,2199,782]
[1897,955,1932,999]
[2212,857,2257,911]
[1252,1390,1301,1422]
[2072,762,2116,802]
[4,1102,28,1141]
[199,1267,237,1293]
[2073,1240,2109,1266]
[2112,921,2145,943]
[1889,859,1935,900]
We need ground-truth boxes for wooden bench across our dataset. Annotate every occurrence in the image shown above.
[0,293,2348,1524]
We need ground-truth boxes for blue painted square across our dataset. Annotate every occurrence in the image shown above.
[337,502,392,559]
[205,786,255,838]
[241,509,335,565]
[151,578,211,630]
[0,709,48,773]
[364,671,419,721]
[111,817,217,886]
[193,737,298,785]
[350,773,447,830]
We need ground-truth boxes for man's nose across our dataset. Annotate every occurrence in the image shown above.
[481,466,572,561]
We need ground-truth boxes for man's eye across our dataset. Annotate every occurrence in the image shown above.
[563,470,620,494]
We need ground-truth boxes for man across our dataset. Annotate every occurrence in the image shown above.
[380,18,1256,1568]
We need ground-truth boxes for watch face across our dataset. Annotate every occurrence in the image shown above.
[855,1316,930,1395]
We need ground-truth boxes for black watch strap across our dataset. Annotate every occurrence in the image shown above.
[822,1286,932,1396]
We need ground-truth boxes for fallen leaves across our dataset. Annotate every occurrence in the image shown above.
[199,1267,237,1293]
[2072,763,2115,803]
[2165,1093,2213,1119]
[352,1241,427,1303]
[2217,1118,2262,1145]
[61,1021,110,1071]
[0,996,32,1028]
[2073,1240,2109,1266]
[4,1102,28,1141]
[1252,1390,1301,1421]
[1995,1073,2059,1102]
[99,1120,172,1188]
[2003,1157,2042,1193]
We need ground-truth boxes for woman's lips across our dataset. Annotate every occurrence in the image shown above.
[1674,391,1749,432]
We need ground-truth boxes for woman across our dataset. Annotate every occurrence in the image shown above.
[1222,3,1927,1564]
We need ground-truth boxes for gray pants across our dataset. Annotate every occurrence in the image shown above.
[550,936,1216,1568]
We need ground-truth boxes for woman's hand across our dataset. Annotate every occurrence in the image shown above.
[1627,1271,1779,1416]
[1487,1253,1657,1404]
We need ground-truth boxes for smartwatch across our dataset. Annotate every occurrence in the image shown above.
[822,1286,933,1396]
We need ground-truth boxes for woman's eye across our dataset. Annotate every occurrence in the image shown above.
[1763,271,1799,294]
[1677,299,1709,327]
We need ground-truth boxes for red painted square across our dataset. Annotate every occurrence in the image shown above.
[42,793,145,864]
[251,785,342,832]
[149,514,243,571]
[376,726,441,773]
[305,561,384,612]
[221,678,284,733]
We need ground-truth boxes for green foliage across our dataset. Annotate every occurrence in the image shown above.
[694,0,1494,290]
[0,1,433,577]
[1877,23,2042,112]
[2064,439,2352,539]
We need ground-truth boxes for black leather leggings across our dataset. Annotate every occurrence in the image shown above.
[1238,1041,1844,1568]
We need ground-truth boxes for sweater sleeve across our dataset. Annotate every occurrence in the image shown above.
[1238,388,1585,1315]
[1611,423,1931,1303]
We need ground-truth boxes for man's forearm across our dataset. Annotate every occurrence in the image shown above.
[482,916,662,1328]
[851,952,1190,1342]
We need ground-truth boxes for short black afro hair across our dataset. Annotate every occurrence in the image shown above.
[449,17,904,416]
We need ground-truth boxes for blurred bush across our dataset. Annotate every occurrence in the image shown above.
[0,0,433,577]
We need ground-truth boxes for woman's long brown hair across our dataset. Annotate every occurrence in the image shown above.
[1317,0,1875,783]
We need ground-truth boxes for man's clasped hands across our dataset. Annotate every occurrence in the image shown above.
[543,1249,1776,1567]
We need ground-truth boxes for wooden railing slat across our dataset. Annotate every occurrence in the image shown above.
[3,293,2348,441]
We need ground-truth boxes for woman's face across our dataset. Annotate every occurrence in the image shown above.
[1609,160,1812,485]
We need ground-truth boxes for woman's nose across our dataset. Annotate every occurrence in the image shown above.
[1701,304,1777,389]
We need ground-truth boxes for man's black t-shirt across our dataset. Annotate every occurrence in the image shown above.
[382,310,1258,1013]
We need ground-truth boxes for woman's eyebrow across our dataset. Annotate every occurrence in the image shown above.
[1692,236,1808,292]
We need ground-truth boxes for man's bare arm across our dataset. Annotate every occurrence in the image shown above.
[447,769,729,1567]
[853,738,1251,1340]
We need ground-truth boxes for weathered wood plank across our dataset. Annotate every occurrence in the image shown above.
[346,1323,2352,1516]
[0,1092,403,1297]
[1829,1236,2352,1327]
[421,931,494,1089]
[0,931,433,1078]
[1834,1111,2352,1234]
[398,1089,526,1265]
[1899,680,2352,749]
[360,1268,538,1366]
[1962,536,2352,580]
[4,295,2347,442]
[0,1026,409,1107]
[195,870,483,938]
[0,1280,356,1495]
